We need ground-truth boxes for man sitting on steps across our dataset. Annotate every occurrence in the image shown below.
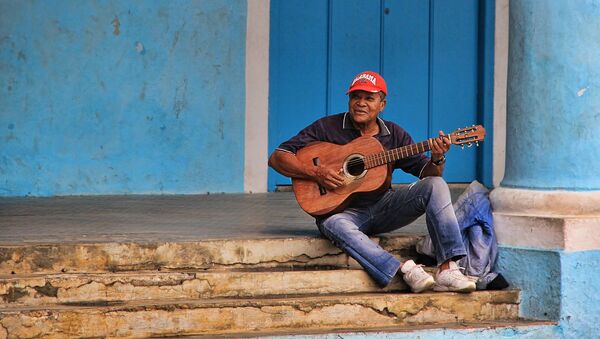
[268,71,476,293]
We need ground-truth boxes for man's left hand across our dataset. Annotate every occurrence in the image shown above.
[431,130,450,161]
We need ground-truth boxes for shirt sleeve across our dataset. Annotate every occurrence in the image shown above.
[276,118,325,154]
[390,124,430,178]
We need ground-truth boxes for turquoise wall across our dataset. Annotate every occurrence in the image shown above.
[503,0,600,190]
[0,0,247,196]
[498,247,600,339]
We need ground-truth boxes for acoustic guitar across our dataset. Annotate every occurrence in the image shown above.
[292,125,486,217]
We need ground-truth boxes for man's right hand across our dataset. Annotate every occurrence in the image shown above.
[269,150,346,190]
[312,165,346,190]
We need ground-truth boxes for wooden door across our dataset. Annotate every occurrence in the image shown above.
[269,0,486,189]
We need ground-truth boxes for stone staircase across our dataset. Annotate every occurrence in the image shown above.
[0,234,553,338]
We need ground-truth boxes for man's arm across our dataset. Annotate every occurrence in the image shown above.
[268,150,345,190]
[420,131,450,178]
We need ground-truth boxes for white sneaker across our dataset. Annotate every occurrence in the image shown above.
[466,275,479,283]
[401,260,435,293]
[433,261,476,293]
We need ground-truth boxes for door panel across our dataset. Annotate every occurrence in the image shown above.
[382,0,430,183]
[328,0,382,115]
[268,0,329,188]
[430,0,479,181]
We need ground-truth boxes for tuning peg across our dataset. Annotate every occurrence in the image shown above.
[467,143,473,147]
[461,145,465,149]
[475,141,479,147]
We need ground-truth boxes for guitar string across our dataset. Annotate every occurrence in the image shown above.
[342,136,477,168]
[317,130,481,170]
[344,146,427,164]
[343,152,415,166]
[343,141,431,168]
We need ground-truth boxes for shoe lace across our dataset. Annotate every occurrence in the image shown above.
[409,264,429,279]
[446,266,470,280]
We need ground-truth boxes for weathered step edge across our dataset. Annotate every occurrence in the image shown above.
[199,320,559,339]
[0,269,408,306]
[0,235,421,274]
[0,290,520,339]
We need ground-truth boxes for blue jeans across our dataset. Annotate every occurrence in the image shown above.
[317,176,467,287]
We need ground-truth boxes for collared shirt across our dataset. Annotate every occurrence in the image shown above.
[276,112,429,178]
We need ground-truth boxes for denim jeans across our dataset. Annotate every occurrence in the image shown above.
[317,176,467,287]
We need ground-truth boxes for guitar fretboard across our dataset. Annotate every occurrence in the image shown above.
[365,140,431,169]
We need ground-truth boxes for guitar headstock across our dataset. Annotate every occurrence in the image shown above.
[449,125,486,148]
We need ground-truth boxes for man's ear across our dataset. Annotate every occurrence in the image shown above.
[380,98,387,111]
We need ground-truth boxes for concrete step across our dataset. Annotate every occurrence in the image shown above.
[0,290,520,338]
[0,234,421,274]
[194,320,559,338]
[0,269,409,306]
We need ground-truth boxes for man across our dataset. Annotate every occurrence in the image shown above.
[268,71,475,293]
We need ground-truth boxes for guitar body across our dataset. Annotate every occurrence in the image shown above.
[292,136,391,217]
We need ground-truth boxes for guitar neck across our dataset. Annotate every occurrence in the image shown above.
[364,140,431,169]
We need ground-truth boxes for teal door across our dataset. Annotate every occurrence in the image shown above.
[269,0,493,189]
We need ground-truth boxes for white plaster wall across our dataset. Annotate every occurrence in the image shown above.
[493,0,508,187]
[244,0,270,193]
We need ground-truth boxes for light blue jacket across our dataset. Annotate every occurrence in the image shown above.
[417,180,499,290]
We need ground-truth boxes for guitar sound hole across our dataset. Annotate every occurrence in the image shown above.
[346,156,365,177]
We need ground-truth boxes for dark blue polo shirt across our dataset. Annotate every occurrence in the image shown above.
[276,112,430,178]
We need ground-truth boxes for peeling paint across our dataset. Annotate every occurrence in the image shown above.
[3,286,29,303]
[172,78,188,118]
[135,41,145,54]
[139,81,146,100]
[171,22,186,53]
[33,282,58,297]
[218,119,224,139]
[112,16,120,35]
[576,87,587,97]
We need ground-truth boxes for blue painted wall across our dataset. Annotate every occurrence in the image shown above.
[497,247,562,320]
[0,0,247,196]
[498,246,600,339]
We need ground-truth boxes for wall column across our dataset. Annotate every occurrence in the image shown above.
[244,0,270,193]
[491,0,600,250]
[490,1,600,335]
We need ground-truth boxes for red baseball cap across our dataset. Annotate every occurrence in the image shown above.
[346,71,387,96]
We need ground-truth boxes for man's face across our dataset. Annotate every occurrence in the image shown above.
[348,90,386,126]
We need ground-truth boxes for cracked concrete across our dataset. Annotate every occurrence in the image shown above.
[0,270,408,306]
[0,322,6,339]
[0,291,519,338]
[0,235,422,275]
